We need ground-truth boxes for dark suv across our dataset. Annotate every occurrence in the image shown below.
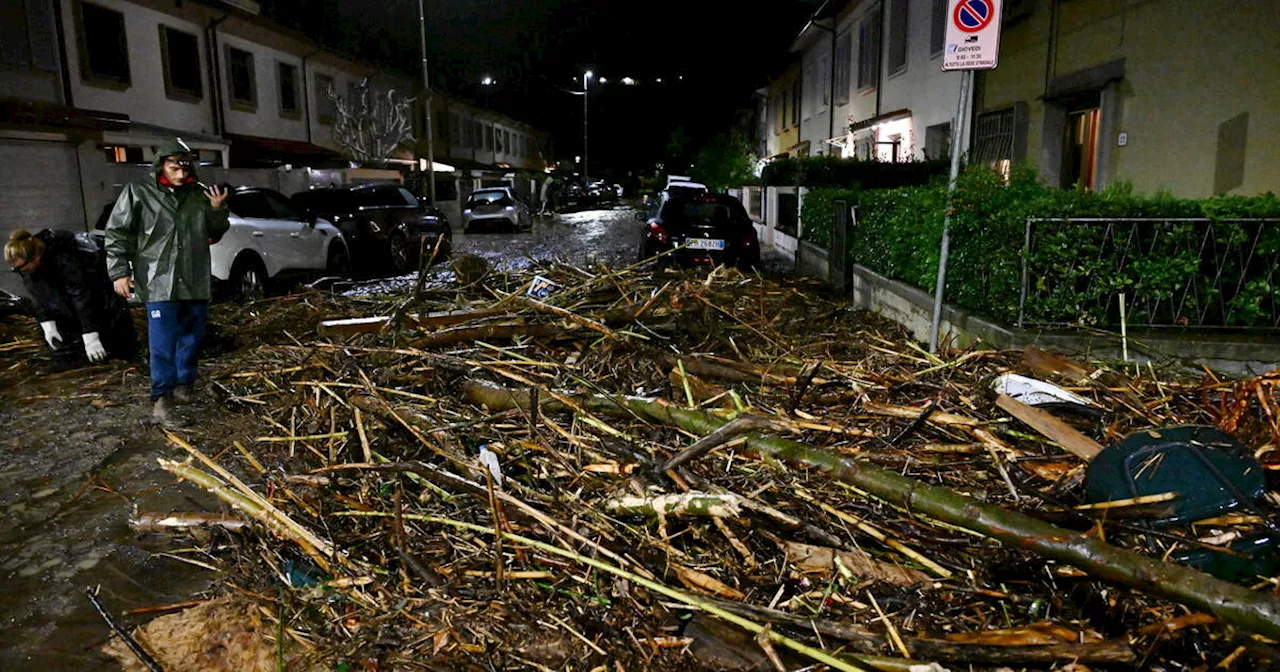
[292,183,451,275]
[638,192,760,270]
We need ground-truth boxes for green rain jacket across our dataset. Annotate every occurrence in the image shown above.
[104,139,230,302]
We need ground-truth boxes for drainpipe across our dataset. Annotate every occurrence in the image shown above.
[874,0,884,119]
[827,20,837,150]
[301,50,318,146]
[206,13,229,137]
[52,0,94,230]
[1044,0,1060,96]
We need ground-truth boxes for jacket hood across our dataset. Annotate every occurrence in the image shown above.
[152,138,198,178]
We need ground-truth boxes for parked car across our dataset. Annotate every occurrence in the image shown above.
[461,187,533,233]
[638,191,760,270]
[212,186,349,301]
[664,180,708,200]
[291,183,452,276]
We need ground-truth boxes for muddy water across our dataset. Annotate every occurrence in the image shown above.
[0,362,230,669]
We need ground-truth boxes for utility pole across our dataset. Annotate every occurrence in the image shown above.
[418,0,436,205]
[582,71,592,184]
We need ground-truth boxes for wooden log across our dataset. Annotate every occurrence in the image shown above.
[995,393,1103,461]
[461,380,1280,641]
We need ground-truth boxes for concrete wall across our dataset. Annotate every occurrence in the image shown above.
[62,0,216,136]
[981,0,1280,197]
[850,263,1280,376]
[215,32,308,142]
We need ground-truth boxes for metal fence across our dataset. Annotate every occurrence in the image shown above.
[1019,218,1280,329]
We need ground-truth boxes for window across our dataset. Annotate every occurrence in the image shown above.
[925,122,951,160]
[103,145,145,164]
[888,0,908,74]
[485,125,494,151]
[972,107,1017,173]
[777,96,786,132]
[159,26,202,101]
[396,187,421,207]
[77,1,130,88]
[503,129,511,154]
[857,9,881,90]
[834,32,852,105]
[930,0,947,55]
[278,62,300,118]
[226,46,256,111]
[263,190,304,220]
[315,73,336,124]
[1,0,58,72]
[229,191,273,219]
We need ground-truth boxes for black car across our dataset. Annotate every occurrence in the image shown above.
[291,183,451,276]
[638,192,760,270]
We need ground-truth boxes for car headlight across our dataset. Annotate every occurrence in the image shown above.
[463,209,472,216]
[505,206,515,213]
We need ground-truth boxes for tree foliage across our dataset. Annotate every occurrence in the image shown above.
[691,131,758,190]
[327,78,416,164]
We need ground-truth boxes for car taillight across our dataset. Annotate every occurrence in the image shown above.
[646,221,668,244]
[741,231,757,247]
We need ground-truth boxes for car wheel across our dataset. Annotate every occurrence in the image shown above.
[388,235,411,275]
[327,243,351,275]
[230,255,266,303]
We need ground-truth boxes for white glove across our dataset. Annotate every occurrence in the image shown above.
[83,332,106,362]
[39,321,62,349]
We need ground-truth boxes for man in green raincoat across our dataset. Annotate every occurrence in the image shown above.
[105,138,229,426]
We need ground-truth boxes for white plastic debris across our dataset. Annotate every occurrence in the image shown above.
[993,373,1096,408]
[478,445,504,487]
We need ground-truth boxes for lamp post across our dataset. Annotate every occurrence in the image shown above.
[583,70,593,184]
[417,0,435,205]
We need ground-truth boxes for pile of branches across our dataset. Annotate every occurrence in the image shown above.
[135,261,1280,671]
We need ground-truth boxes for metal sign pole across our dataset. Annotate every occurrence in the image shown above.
[929,68,974,353]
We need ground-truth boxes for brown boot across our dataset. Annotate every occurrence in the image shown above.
[152,395,188,428]
[173,384,194,405]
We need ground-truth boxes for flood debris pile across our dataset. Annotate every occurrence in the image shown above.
[121,263,1280,671]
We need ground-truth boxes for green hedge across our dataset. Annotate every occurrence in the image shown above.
[837,166,1280,327]
[762,156,947,189]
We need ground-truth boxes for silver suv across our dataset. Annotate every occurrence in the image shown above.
[461,187,532,233]
[211,187,348,301]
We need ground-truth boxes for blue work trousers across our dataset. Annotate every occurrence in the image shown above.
[145,301,208,401]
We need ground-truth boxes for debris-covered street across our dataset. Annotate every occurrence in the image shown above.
[5,222,1280,669]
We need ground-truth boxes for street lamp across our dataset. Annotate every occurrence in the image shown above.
[481,76,494,86]
[583,70,593,184]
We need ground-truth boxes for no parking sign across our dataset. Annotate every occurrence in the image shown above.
[942,0,1003,71]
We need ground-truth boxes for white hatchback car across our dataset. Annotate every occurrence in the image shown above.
[460,187,533,233]
[211,186,349,301]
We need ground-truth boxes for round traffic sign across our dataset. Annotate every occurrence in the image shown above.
[953,0,995,32]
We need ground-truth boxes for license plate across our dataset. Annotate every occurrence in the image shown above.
[686,238,725,251]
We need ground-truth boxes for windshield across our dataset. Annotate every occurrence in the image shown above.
[659,199,735,228]
[468,190,512,206]
[292,190,351,215]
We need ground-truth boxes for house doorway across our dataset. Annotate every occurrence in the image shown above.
[1062,107,1101,191]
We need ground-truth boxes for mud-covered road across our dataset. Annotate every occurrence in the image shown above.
[0,204,790,669]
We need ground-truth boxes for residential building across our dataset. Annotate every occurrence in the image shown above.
[762,62,802,161]
[792,6,835,157]
[0,0,549,296]
[976,0,1278,197]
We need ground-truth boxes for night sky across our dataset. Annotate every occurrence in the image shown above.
[263,0,819,177]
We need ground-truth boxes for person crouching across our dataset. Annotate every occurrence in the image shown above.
[6,228,138,367]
